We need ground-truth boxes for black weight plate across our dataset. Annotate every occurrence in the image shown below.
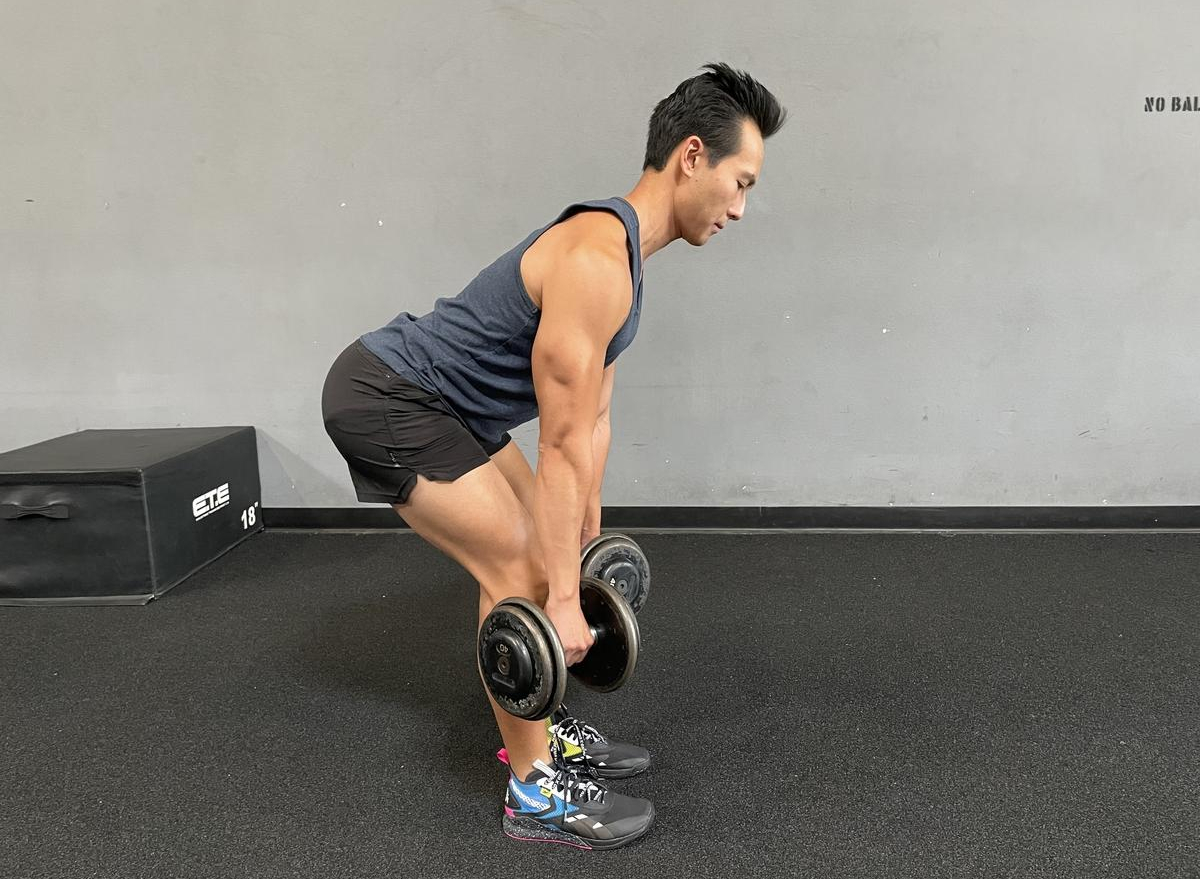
[570,576,640,693]
[477,597,566,720]
[580,533,621,572]
[580,534,650,614]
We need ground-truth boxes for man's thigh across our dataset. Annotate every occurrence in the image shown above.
[490,440,536,515]
[392,462,543,600]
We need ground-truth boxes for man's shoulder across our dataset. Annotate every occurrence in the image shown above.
[522,204,632,310]
[553,209,630,271]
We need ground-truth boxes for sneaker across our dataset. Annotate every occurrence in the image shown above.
[501,748,655,850]
[548,703,652,779]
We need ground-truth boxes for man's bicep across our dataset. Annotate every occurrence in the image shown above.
[532,319,604,447]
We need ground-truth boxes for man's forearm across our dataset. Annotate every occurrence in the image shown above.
[588,419,611,510]
[534,442,595,602]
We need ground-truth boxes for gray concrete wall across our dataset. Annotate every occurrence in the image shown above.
[3,1,1198,507]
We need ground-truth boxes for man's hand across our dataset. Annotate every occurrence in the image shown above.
[545,596,594,666]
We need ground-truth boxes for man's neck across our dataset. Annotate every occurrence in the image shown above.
[621,173,681,260]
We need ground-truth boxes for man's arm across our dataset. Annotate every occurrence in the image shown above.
[584,364,615,538]
[596,362,615,424]
[532,252,630,604]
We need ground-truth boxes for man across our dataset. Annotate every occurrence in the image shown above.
[322,62,786,850]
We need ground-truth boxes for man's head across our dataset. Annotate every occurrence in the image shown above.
[643,63,787,246]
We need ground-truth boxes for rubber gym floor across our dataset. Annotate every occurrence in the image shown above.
[3,530,1198,878]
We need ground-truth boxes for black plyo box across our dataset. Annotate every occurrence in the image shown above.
[0,427,263,606]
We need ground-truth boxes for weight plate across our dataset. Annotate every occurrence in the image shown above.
[570,576,640,693]
[580,534,650,614]
[477,597,566,720]
[580,534,627,581]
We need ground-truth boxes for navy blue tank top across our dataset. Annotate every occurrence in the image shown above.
[359,197,644,445]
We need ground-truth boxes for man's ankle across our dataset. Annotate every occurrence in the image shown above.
[507,750,551,783]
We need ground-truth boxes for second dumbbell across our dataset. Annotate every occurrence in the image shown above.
[478,576,640,720]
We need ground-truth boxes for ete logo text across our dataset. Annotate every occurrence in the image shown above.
[192,483,231,521]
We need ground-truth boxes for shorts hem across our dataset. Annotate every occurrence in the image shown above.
[353,491,408,505]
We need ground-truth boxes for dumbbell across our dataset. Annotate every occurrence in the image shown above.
[476,535,649,720]
[579,533,650,613]
[478,576,639,720]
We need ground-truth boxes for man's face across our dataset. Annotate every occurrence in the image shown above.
[677,117,765,246]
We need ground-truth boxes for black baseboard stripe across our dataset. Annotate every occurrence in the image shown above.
[264,506,1200,531]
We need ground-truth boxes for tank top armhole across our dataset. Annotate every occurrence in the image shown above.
[514,201,638,316]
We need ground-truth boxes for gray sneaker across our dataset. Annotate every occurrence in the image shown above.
[501,750,655,851]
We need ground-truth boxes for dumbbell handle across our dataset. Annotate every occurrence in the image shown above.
[557,624,605,648]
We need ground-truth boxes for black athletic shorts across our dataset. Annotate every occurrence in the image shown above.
[321,340,512,505]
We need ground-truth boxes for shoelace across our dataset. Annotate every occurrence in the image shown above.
[545,737,607,803]
[549,713,607,783]
[555,713,607,745]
